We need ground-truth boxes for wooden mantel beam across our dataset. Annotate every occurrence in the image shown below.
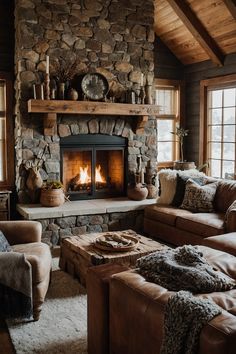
[223,0,236,20]
[28,99,160,136]
[166,0,225,66]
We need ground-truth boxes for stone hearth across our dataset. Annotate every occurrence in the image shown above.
[17,198,155,246]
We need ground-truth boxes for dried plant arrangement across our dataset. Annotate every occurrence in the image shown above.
[51,57,81,82]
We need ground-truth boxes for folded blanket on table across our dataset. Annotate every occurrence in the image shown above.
[0,252,32,319]
[136,245,236,293]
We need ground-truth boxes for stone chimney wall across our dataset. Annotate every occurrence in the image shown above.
[14,0,156,203]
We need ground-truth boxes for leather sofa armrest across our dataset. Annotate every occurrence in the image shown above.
[0,220,42,245]
[225,208,236,233]
[110,270,236,354]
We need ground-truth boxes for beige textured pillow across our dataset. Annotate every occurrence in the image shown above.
[156,169,177,205]
[180,179,218,212]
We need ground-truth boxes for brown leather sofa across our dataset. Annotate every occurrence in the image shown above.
[144,179,236,246]
[0,220,52,320]
[88,246,236,354]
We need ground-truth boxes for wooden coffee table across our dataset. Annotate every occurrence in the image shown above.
[59,230,165,287]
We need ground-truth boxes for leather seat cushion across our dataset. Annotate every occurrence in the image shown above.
[176,213,225,237]
[145,205,192,226]
[12,242,52,283]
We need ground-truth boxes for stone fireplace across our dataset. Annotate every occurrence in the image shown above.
[60,133,127,200]
[14,0,157,244]
[14,0,157,204]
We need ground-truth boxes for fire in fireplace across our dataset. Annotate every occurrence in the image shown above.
[60,134,127,200]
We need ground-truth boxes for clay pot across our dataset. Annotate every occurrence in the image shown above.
[40,188,65,207]
[127,183,148,201]
[67,88,78,101]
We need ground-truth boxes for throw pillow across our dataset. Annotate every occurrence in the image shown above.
[224,200,236,228]
[156,169,177,205]
[180,179,218,213]
[172,174,206,207]
[0,230,12,252]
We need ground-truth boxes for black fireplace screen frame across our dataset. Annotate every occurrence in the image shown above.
[60,134,128,200]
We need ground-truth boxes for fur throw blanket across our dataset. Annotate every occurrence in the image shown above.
[160,291,222,354]
[0,252,32,319]
[136,245,236,293]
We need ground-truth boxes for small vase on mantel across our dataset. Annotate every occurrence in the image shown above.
[58,82,65,100]
[67,88,78,101]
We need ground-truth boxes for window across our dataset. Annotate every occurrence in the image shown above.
[154,79,183,168]
[200,74,236,179]
[0,73,14,189]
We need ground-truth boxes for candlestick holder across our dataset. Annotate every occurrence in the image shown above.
[145,84,153,104]
[135,88,141,104]
[140,86,146,104]
[45,73,50,100]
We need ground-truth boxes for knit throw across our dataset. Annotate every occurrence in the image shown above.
[160,291,222,354]
[136,245,236,293]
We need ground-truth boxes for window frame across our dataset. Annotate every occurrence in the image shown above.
[200,74,236,178]
[154,78,185,169]
[0,72,14,190]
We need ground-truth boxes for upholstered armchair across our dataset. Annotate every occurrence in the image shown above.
[0,220,52,321]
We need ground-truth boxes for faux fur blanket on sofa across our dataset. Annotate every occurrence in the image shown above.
[0,252,32,319]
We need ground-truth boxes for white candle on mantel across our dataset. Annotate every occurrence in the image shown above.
[140,73,144,87]
[141,168,145,184]
[46,55,49,74]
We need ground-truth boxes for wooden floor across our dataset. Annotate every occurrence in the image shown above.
[0,319,16,353]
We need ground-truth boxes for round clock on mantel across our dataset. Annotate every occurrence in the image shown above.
[81,73,109,101]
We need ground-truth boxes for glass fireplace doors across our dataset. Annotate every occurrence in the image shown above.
[60,134,127,200]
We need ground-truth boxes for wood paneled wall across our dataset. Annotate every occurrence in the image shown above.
[184,53,236,166]
[0,0,14,72]
[154,36,184,80]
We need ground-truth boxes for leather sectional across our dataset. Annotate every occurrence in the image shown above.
[87,246,236,354]
[144,179,236,247]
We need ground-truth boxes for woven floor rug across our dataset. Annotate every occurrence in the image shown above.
[7,254,87,354]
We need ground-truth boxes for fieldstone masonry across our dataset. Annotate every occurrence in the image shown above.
[40,210,144,246]
[14,0,157,244]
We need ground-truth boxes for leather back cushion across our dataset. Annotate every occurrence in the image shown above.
[214,180,236,212]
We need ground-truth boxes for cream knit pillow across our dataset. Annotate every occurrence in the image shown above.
[157,169,177,204]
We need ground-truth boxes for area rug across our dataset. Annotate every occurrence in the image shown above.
[7,254,87,354]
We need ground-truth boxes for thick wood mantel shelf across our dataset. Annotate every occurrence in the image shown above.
[27,99,160,135]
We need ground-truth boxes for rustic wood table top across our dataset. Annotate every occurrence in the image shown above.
[61,229,166,266]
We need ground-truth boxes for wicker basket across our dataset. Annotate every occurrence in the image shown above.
[40,188,65,207]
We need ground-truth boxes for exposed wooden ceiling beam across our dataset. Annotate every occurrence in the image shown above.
[166,0,225,66]
[223,0,236,20]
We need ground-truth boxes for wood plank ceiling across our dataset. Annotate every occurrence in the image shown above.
[154,0,236,65]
